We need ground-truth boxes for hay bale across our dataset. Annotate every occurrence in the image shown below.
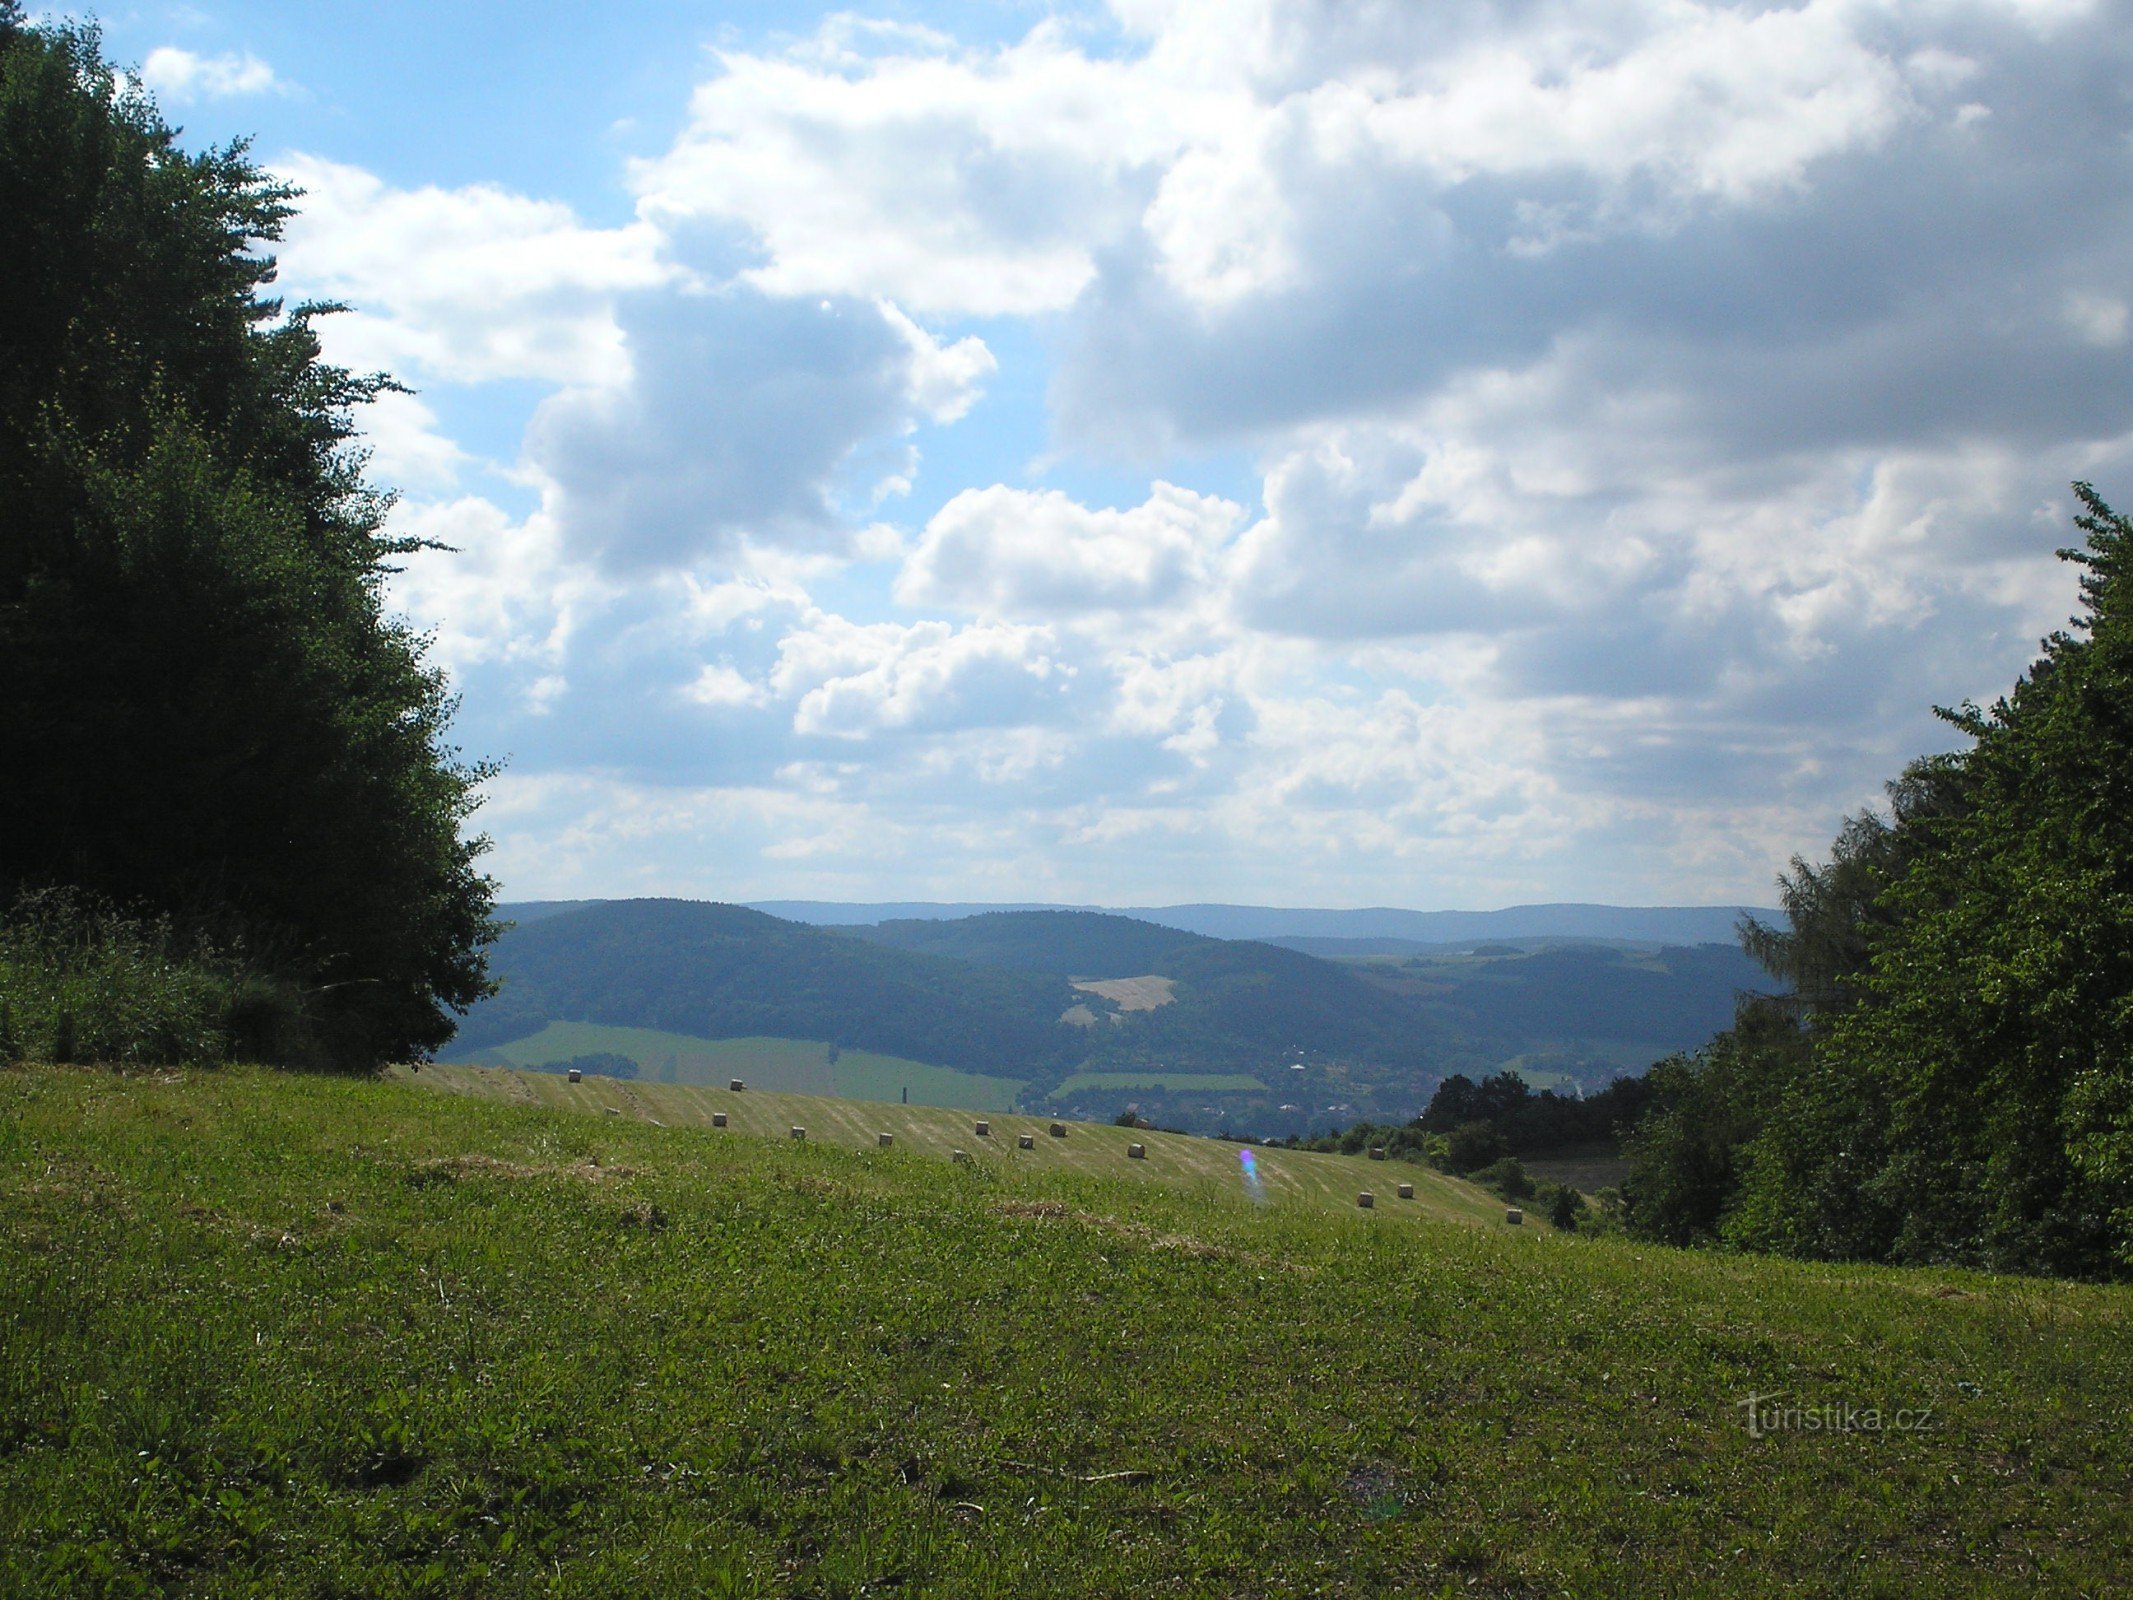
[1369,1146,1385,1160]
[1357,1192,1374,1209]
[1505,1207,1523,1226]
[1018,1133,1035,1150]
[790,1126,806,1141]
[729,1079,745,1092]
[567,1068,582,1083]
[952,1148,971,1164]
[1397,1182,1414,1200]
[1049,1122,1067,1139]
[1128,1143,1146,1160]
[711,1111,727,1128]
[603,1107,620,1117]
[974,1120,990,1137]
[877,1132,894,1148]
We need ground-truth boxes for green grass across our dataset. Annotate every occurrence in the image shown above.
[5,1063,2131,1598]
[1047,1070,1268,1098]
[445,1023,1026,1111]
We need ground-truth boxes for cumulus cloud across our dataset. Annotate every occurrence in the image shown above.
[525,288,987,569]
[898,482,1243,617]
[348,0,2133,905]
[273,156,673,387]
[141,47,283,102]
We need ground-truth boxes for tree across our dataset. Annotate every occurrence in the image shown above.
[0,19,495,1066]
[1744,486,2133,1275]
[1621,488,2133,1277]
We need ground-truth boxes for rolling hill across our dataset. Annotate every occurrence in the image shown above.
[452,901,1774,1129]
[450,899,1082,1078]
[7,1061,2127,1597]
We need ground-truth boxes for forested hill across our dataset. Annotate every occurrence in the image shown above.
[456,903,1463,1090]
[843,908,1222,977]
[454,901,1779,1114]
[453,900,1082,1076]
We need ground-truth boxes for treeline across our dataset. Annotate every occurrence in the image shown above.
[1619,489,2133,1280]
[0,13,495,1068]
[1303,1070,1651,1164]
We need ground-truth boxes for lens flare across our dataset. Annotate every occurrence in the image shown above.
[1239,1146,1267,1204]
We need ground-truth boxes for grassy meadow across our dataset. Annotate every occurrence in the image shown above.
[4,1062,2131,1598]
[443,1024,1027,1112]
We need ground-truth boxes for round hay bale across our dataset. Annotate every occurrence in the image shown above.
[1397,1182,1414,1200]
[877,1132,894,1148]
[1357,1192,1374,1209]
[1505,1207,1524,1226]
[729,1079,745,1092]
[1018,1133,1036,1150]
[711,1111,727,1128]
[567,1068,582,1083]
[790,1126,806,1141]
[1049,1122,1068,1139]
[974,1120,990,1137]
[1128,1143,1146,1160]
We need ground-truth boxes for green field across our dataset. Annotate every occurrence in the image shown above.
[408,1064,1497,1227]
[445,1022,1027,1111]
[1047,1070,1268,1099]
[5,1062,2131,1597]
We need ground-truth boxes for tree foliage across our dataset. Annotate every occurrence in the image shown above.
[1622,487,2133,1277]
[0,18,495,1066]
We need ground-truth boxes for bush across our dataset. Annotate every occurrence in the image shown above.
[1545,1182,1585,1231]
[1442,1119,1510,1174]
[0,888,304,1066]
[1470,1157,1534,1201]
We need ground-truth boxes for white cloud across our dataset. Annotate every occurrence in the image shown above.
[273,156,672,387]
[141,46,283,102]
[898,482,1244,618]
[338,0,2133,906]
[774,616,1062,739]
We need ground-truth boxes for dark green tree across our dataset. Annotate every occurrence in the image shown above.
[0,18,495,1066]
[1735,487,2133,1275]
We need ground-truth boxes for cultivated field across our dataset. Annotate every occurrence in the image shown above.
[5,1062,2130,1597]
[403,1063,1497,1228]
[443,1024,1027,1111]
[1067,975,1177,1011]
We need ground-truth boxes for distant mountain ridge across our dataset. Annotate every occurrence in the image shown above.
[503,899,1774,947]
[456,901,1774,1133]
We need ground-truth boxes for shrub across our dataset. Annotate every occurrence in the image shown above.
[1546,1182,1585,1231]
[1470,1157,1534,1201]
[1442,1119,1510,1174]
[0,887,308,1067]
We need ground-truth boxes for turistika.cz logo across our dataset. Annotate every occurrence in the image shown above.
[1737,1391,1937,1438]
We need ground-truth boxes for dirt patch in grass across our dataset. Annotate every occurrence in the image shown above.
[411,1153,639,1184]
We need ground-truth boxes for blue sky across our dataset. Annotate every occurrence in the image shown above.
[78,0,2133,909]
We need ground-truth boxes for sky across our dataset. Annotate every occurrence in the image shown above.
[78,0,2133,910]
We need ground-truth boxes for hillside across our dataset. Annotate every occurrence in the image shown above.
[454,903,1774,1132]
[453,899,1081,1078]
[844,908,1204,977]
[5,1062,2128,1597]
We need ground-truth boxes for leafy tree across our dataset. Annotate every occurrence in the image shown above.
[1624,487,2133,1277]
[0,18,495,1066]
[1735,487,2133,1275]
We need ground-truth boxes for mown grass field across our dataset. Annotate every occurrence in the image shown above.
[5,1063,2131,1598]
[443,1025,1027,1111]
[403,1064,1497,1227]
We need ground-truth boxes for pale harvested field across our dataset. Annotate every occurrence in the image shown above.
[1069,974,1177,1011]
[396,1062,1530,1232]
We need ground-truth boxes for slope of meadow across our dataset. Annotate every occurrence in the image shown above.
[441,1025,1028,1111]
[4,1063,2130,1598]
